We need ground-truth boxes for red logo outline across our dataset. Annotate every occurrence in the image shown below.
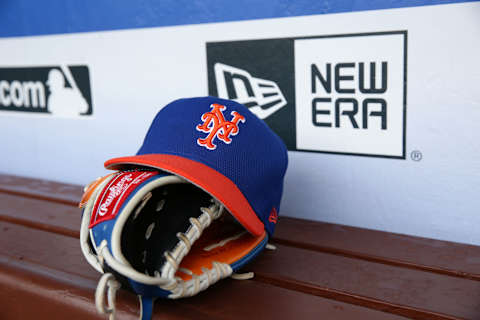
[268,207,278,224]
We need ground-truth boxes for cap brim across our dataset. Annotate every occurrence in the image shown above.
[104,154,264,236]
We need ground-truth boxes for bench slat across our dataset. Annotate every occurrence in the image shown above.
[274,217,480,281]
[0,262,109,320]
[0,192,80,238]
[0,258,214,320]
[252,244,480,319]
[0,174,82,206]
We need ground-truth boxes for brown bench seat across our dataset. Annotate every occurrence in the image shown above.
[1,174,480,319]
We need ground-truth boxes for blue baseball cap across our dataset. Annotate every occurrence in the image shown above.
[105,97,288,237]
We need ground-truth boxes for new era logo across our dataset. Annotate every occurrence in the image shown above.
[214,63,287,120]
[207,31,407,159]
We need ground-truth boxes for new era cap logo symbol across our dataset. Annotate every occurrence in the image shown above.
[268,207,278,224]
[196,103,245,150]
[214,63,287,119]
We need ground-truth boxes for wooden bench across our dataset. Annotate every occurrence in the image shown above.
[1,173,480,319]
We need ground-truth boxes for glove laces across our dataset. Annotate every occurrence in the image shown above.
[93,199,261,319]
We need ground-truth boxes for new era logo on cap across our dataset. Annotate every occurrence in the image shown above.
[104,97,288,237]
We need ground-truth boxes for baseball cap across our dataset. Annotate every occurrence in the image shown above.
[104,96,288,237]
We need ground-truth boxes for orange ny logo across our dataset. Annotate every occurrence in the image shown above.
[196,103,246,150]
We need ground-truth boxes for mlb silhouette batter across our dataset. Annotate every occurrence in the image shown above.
[47,68,88,117]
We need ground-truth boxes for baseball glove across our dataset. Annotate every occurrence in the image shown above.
[79,169,269,320]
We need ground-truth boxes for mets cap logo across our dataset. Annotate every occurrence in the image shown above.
[196,103,245,150]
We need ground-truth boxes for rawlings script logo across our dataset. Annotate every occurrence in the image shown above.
[89,171,157,228]
[196,103,245,150]
[98,174,134,216]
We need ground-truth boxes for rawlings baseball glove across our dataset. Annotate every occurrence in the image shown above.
[79,97,288,320]
[80,169,269,319]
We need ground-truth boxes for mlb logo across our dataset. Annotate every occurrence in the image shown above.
[0,65,93,117]
[207,31,407,159]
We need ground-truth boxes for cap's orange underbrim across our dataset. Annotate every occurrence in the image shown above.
[104,154,264,236]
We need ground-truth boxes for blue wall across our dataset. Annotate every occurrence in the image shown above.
[0,0,475,37]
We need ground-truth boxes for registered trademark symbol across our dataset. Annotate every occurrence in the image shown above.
[410,150,422,161]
